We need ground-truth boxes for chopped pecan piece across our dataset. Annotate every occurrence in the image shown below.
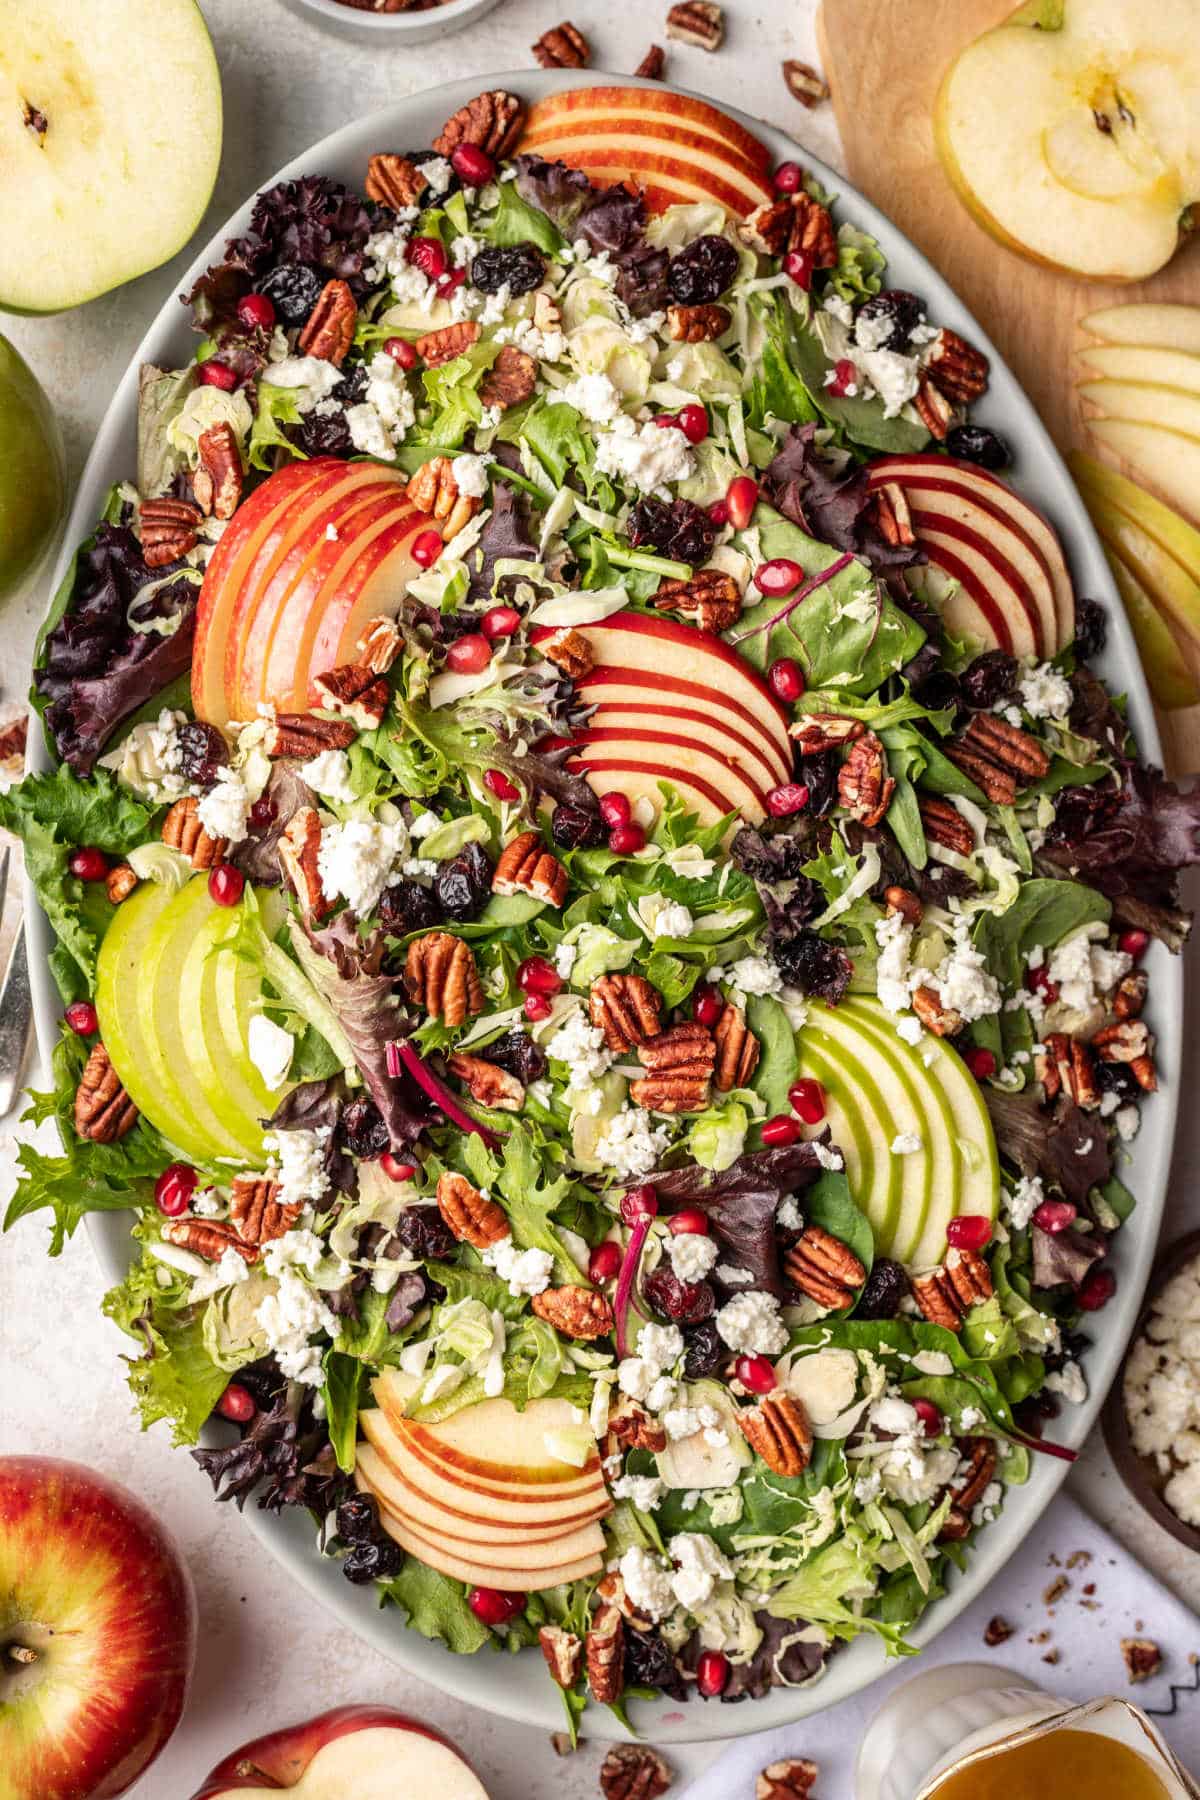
[414,321,482,370]
[595,1571,655,1633]
[162,795,226,870]
[195,423,244,521]
[911,984,963,1038]
[404,931,484,1026]
[436,1170,509,1249]
[586,1602,625,1705]
[873,482,915,547]
[667,303,731,343]
[630,1022,715,1114]
[590,973,662,1053]
[984,1615,1014,1647]
[914,372,958,441]
[757,1761,819,1800]
[925,328,990,405]
[740,197,796,258]
[105,863,138,905]
[312,662,389,730]
[1037,1033,1100,1109]
[533,21,590,66]
[738,1388,813,1476]
[918,795,975,857]
[74,1043,138,1142]
[1112,969,1148,1020]
[913,1247,993,1332]
[0,715,27,774]
[884,885,922,926]
[788,713,864,754]
[480,344,538,411]
[265,712,357,757]
[531,1284,614,1340]
[162,1217,258,1263]
[405,454,481,540]
[356,614,403,675]
[539,1624,582,1689]
[138,495,201,568]
[433,90,525,160]
[713,1002,759,1090]
[666,0,724,50]
[278,807,332,922]
[938,1507,972,1543]
[298,279,357,366]
[492,830,569,907]
[447,1051,524,1112]
[365,152,430,212]
[1122,1637,1163,1683]
[838,731,895,828]
[952,1437,998,1512]
[599,1743,671,1800]
[606,1395,667,1455]
[1093,1018,1157,1092]
[787,191,838,269]
[635,44,666,79]
[229,1174,302,1246]
[782,58,829,107]
[912,1268,962,1331]
[652,568,742,632]
[540,626,593,679]
[784,1224,865,1311]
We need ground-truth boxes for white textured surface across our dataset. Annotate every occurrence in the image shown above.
[0,1,1198,1793]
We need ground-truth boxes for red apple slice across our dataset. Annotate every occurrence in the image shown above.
[568,726,772,817]
[521,85,772,171]
[576,669,792,783]
[881,486,1056,653]
[361,1409,607,1525]
[584,696,790,791]
[188,1705,488,1800]
[355,1444,609,1545]
[377,1508,605,1591]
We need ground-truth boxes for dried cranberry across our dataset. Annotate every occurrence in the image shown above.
[551,800,604,849]
[1073,596,1108,662]
[912,669,962,714]
[945,424,1011,472]
[644,1266,715,1324]
[624,1628,683,1694]
[667,235,739,306]
[856,1256,910,1320]
[342,1539,403,1583]
[176,720,229,790]
[734,1354,776,1394]
[627,495,716,566]
[795,750,839,818]
[1096,1061,1139,1103]
[336,1494,381,1542]
[484,1029,548,1084]
[294,363,367,459]
[960,650,1018,709]
[260,261,324,326]
[471,242,546,296]
[855,288,925,353]
[435,841,493,920]
[378,878,442,934]
[682,1318,724,1379]
[396,1205,457,1262]
[772,929,852,1004]
[341,1096,390,1160]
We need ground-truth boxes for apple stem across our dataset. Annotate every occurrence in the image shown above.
[731,551,857,646]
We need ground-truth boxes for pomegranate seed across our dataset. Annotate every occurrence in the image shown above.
[768,658,805,702]
[248,794,277,829]
[735,1354,777,1394]
[412,528,444,568]
[380,1153,417,1182]
[155,1162,197,1217]
[725,475,759,531]
[620,1184,659,1225]
[1033,1199,1077,1235]
[692,984,723,1027]
[482,604,521,640]
[589,1241,623,1284]
[946,1214,992,1252]
[1119,928,1150,961]
[609,822,646,855]
[708,498,730,526]
[451,143,495,185]
[446,632,492,674]
[828,357,858,398]
[69,847,108,882]
[1077,1267,1116,1312]
[64,1001,98,1036]
[236,292,275,332]
[677,404,709,445]
[783,248,815,289]
[773,161,805,193]
[209,864,245,907]
[197,358,238,390]
[436,268,467,300]
[762,1114,803,1147]
[407,235,447,281]
[523,993,553,1021]
[788,1078,826,1124]
[468,1586,525,1627]
[517,955,562,997]
[669,1209,709,1236]
[964,1045,997,1080]
[216,1383,256,1424]
[1026,963,1059,1003]
[384,336,418,370]
[766,783,810,818]
[484,768,521,802]
[754,557,804,597]
[599,792,632,828]
[697,1649,730,1697]
[913,1398,944,1438]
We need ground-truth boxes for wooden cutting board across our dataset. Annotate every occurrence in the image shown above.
[817,0,1200,769]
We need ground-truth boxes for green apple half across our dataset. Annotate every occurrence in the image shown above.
[935,0,1200,281]
[0,0,222,314]
[0,334,63,599]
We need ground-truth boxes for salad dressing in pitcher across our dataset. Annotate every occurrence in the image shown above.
[927,1727,1169,1800]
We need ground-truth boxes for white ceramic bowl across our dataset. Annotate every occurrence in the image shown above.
[286,0,504,45]
[25,67,1181,1745]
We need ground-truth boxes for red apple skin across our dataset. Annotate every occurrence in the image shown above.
[187,1706,473,1798]
[0,1457,196,1800]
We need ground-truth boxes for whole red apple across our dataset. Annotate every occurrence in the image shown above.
[0,1457,196,1799]
[188,1705,491,1799]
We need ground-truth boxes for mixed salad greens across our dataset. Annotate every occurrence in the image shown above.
[6,87,1200,1728]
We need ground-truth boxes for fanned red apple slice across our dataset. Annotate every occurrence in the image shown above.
[375,1509,605,1591]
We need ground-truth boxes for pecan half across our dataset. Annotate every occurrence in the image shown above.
[788,713,864,754]
[365,152,430,212]
[533,21,590,66]
[713,1002,759,1090]
[278,807,331,922]
[911,1269,962,1331]
[874,482,915,547]
[540,626,593,679]
[356,614,403,675]
[788,192,838,269]
[162,795,226,870]
[782,58,829,108]
[105,863,138,905]
[229,1174,301,1246]
[74,1043,138,1142]
[925,328,989,405]
[492,830,569,907]
[666,1,724,51]
[265,712,357,757]
[630,1022,715,1114]
[918,795,975,857]
[1122,1637,1163,1684]
[951,1436,998,1511]
[414,321,482,370]
[884,885,922,926]
[738,1388,813,1476]
[951,713,1050,792]
[162,1217,259,1263]
[740,198,796,258]
[433,90,525,160]
[404,931,484,1026]
[138,495,201,568]
[914,373,958,442]
[944,742,1018,806]
[635,44,666,79]
[606,1395,668,1454]
[600,1744,671,1800]
[480,344,538,411]
[784,1223,865,1311]
[586,1602,625,1705]
[590,973,662,1053]
[652,568,742,632]
[838,731,895,828]
[667,303,731,343]
[1112,970,1148,1020]
[539,1625,583,1689]
[194,423,244,521]
[298,279,357,366]
[911,984,963,1038]
[406,454,481,540]
[311,662,390,730]
[531,1284,614,1340]
[447,1051,525,1113]
[1037,1033,1100,1109]
[913,1246,993,1331]
[436,1170,509,1248]
[757,1761,819,1800]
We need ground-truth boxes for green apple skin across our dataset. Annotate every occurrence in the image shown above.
[0,335,64,600]
[1102,545,1200,711]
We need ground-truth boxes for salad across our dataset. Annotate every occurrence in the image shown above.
[5,83,1199,1730]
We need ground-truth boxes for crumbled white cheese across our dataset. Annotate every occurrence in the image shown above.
[1115,1104,1141,1143]
[1018,662,1073,721]
[928,919,1001,1023]
[1045,1360,1088,1405]
[255,1267,337,1385]
[190,1245,251,1302]
[346,353,417,461]
[99,707,190,803]
[316,815,405,916]
[618,1546,674,1621]
[593,415,694,494]
[594,1106,670,1180]
[776,1196,803,1231]
[668,1531,733,1612]
[263,1127,330,1209]
[197,766,251,845]
[664,1403,722,1442]
[560,371,624,424]
[858,1396,961,1504]
[547,1012,612,1082]
[610,1472,666,1512]
[300,748,357,805]
[716,1291,789,1356]
[247,1015,294,1091]
[480,1234,554,1297]
[875,910,914,1015]
[261,356,345,414]
[812,1141,845,1172]
[725,954,783,998]
[1044,927,1132,1016]
[553,940,579,980]
[1006,1174,1045,1232]
[667,1232,719,1283]
[891,1132,922,1156]
[451,452,489,499]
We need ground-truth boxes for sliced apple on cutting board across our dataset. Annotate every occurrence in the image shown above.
[1081,304,1200,356]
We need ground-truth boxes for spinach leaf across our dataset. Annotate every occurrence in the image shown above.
[973,877,1111,990]
[322,1350,363,1474]
[747,994,798,1117]
[805,1170,874,1281]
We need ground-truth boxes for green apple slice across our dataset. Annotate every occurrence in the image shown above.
[1081,304,1200,354]
[179,907,280,1159]
[1087,418,1200,527]
[1102,546,1200,710]
[1077,344,1200,398]
[1080,379,1200,441]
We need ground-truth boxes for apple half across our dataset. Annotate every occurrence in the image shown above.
[188,1705,489,1800]
[0,0,222,314]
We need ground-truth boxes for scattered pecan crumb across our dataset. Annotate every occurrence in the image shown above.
[1043,1575,1070,1608]
[781,59,829,108]
[599,1743,672,1800]
[1122,1638,1163,1683]
[1066,1549,1093,1569]
[983,1615,1014,1647]
[1042,1649,1060,1665]
[636,44,666,79]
